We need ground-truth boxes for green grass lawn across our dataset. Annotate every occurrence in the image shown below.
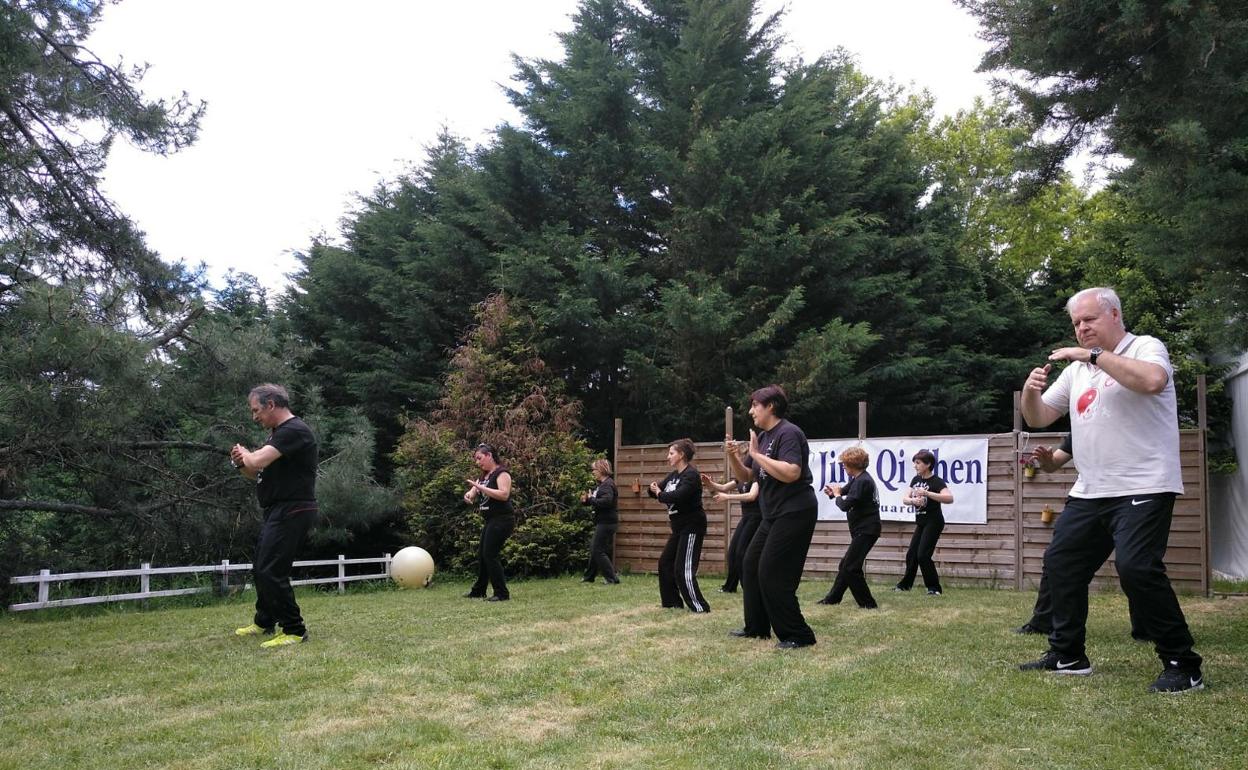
[2,576,1246,770]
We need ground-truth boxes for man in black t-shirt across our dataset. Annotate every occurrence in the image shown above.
[230,383,319,648]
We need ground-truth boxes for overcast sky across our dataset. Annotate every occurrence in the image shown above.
[89,1,996,293]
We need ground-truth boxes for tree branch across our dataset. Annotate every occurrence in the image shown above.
[146,305,205,348]
[0,498,120,517]
[0,439,231,459]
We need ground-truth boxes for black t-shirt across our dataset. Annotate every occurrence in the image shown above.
[257,417,318,508]
[738,472,761,519]
[477,466,515,518]
[756,419,818,519]
[587,478,618,525]
[835,471,882,534]
[908,474,949,520]
[649,465,705,531]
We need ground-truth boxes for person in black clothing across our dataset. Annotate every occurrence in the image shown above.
[817,446,881,609]
[703,460,760,593]
[894,448,954,596]
[647,438,710,612]
[1015,434,1073,635]
[582,458,620,584]
[231,383,319,648]
[727,385,819,649]
[463,443,514,601]
[1015,435,1148,641]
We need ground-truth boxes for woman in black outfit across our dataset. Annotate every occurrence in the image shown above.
[462,443,514,601]
[727,385,819,649]
[818,446,881,609]
[647,438,710,612]
[702,461,760,593]
[582,458,620,584]
[894,448,954,596]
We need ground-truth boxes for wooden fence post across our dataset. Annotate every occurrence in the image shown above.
[37,568,49,607]
[140,562,151,597]
[337,554,346,594]
[1012,408,1024,591]
[857,401,867,440]
[723,406,734,561]
[613,418,623,568]
[1198,373,1210,596]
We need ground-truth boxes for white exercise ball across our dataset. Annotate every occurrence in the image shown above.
[391,546,436,588]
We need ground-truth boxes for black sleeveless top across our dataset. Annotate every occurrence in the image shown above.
[478,466,515,518]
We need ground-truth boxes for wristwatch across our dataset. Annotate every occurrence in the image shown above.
[1088,346,1103,366]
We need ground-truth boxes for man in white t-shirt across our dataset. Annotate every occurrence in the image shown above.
[1016,287,1203,693]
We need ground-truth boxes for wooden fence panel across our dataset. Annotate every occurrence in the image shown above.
[615,428,1208,595]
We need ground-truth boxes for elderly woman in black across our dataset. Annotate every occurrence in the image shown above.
[581,458,620,585]
[817,446,880,609]
[647,438,710,612]
[462,442,514,602]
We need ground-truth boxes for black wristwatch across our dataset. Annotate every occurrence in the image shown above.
[1088,346,1103,366]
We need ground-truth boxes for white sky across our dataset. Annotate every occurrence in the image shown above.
[90,0,996,294]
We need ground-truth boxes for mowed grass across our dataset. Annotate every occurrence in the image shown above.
[2,576,1246,770]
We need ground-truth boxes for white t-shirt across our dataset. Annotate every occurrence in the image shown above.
[1040,333,1184,497]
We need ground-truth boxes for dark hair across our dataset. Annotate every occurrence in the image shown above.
[913,449,936,469]
[670,438,696,461]
[750,384,788,418]
[249,383,290,409]
[474,442,500,463]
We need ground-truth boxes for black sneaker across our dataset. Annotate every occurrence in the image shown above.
[926,589,942,596]
[1018,651,1093,675]
[1148,667,1205,693]
[775,639,814,650]
[892,585,911,592]
[1014,623,1048,635]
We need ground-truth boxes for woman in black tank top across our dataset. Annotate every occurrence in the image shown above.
[463,442,515,601]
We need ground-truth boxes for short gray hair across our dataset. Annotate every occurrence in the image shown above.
[1066,287,1122,319]
[249,383,290,409]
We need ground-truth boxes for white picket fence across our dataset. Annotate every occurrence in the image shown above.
[7,554,394,612]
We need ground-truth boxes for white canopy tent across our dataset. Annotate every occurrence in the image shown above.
[1210,353,1248,580]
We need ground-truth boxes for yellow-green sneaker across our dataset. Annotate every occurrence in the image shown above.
[260,632,307,649]
[234,623,273,637]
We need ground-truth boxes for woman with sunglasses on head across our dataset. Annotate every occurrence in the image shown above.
[463,442,514,601]
[581,458,621,585]
[648,438,710,612]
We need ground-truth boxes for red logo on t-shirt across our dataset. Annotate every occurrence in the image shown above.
[1077,387,1098,416]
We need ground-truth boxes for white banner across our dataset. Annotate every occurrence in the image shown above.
[808,438,989,524]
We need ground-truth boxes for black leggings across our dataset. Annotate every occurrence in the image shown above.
[584,522,618,582]
[470,515,514,599]
[722,514,761,592]
[896,514,944,591]
[823,527,880,608]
